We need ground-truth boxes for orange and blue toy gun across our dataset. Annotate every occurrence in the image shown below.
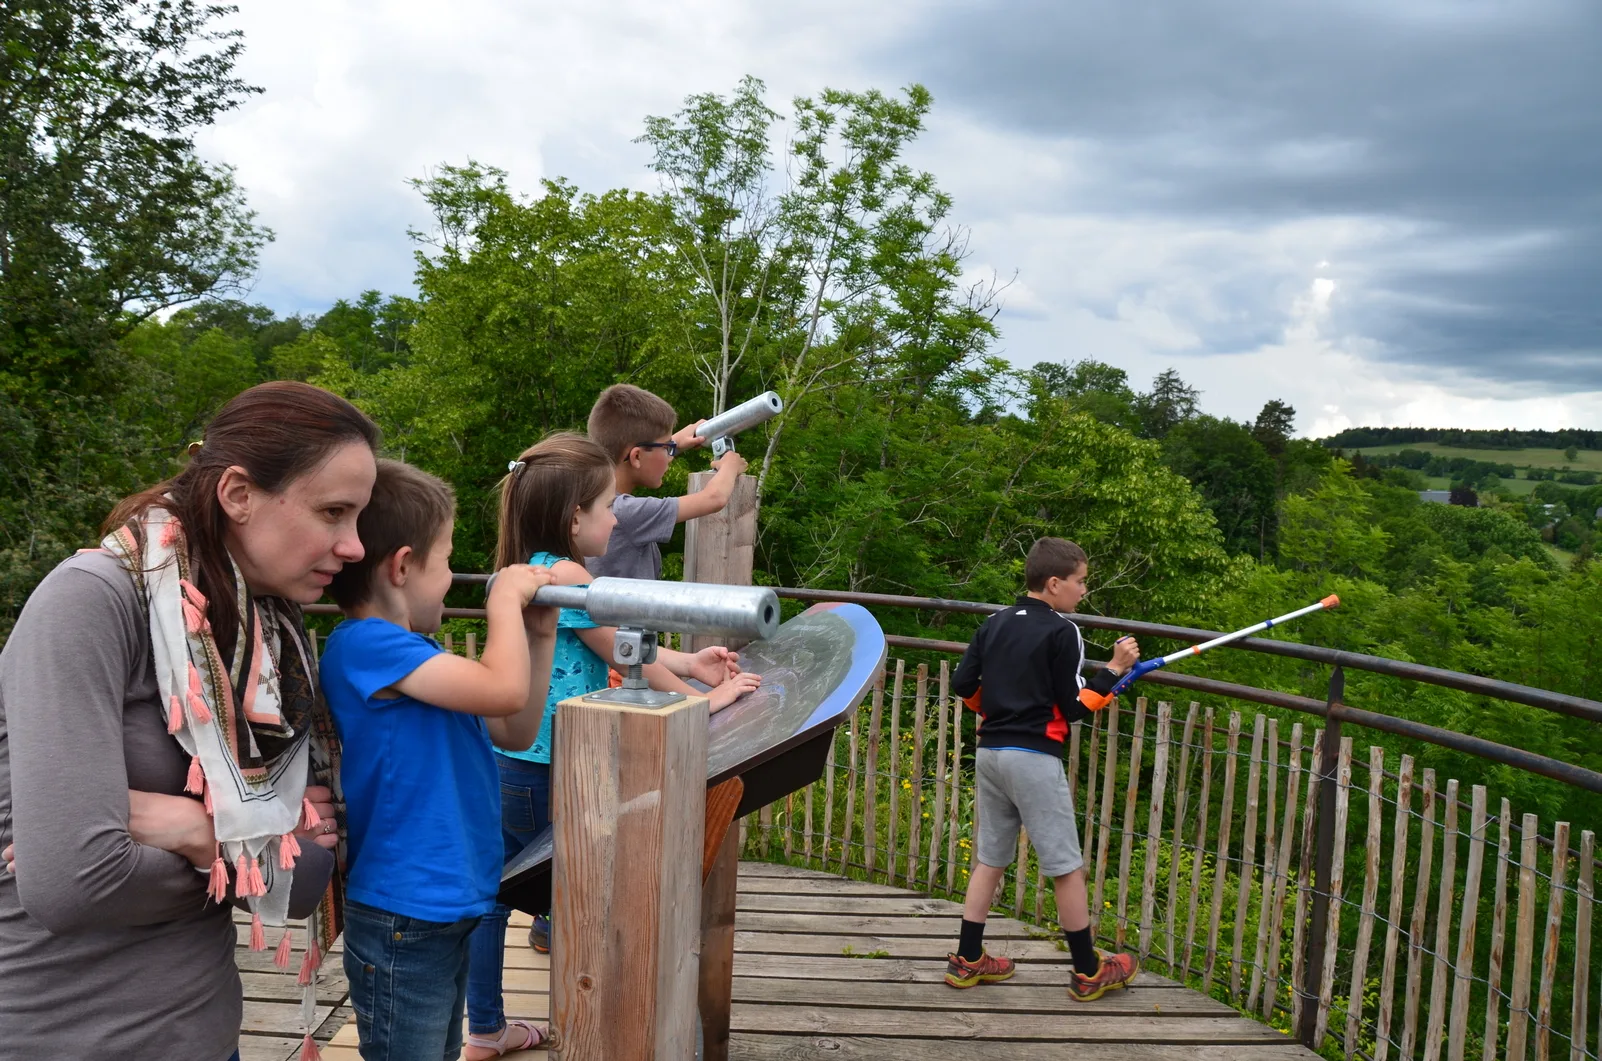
[1107,594,1340,698]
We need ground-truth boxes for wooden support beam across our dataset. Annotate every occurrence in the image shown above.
[551,692,709,1061]
[698,824,740,1061]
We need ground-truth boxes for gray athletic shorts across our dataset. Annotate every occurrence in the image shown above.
[975,747,1084,877]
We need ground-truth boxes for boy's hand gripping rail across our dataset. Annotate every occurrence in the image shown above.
[524,576,780,708]
[695,391,783,458]
[1108,594,1341,698]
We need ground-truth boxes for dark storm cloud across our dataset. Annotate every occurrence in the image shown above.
[898,0,1602,386]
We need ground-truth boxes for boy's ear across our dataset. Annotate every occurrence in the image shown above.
[384,545,415,587]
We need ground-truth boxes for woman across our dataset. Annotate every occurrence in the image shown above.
[0,382,379,1061]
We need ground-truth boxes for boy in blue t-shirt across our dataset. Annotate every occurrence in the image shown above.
[322,459,557,1060]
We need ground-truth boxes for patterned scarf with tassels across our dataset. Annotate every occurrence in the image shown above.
[103,506,344,1059]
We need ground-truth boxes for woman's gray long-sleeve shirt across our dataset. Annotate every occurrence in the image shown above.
[0,549,329,1061]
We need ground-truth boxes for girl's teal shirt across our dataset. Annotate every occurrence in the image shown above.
[497,552,608,764]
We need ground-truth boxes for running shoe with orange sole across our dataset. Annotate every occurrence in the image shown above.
[1066,949,1137,1002]
[944,949,1016,988]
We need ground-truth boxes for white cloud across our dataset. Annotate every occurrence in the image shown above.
[200,0,1599,433]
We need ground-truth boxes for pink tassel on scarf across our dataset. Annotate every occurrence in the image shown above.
[278,832,300,870]
[159,519,182,550]
[185,756,204,796]
[274,928,294,969]
[299,1034,321,1060]
[298,937,322,986]
[234,853,265,897]
[203,782,214,816]
[246,857,265,897]
[178,578,210,636]
[249,913,266,951]
[207,848,228,904]
[300,798,321,831]
[186,664,213,724]
[166,694,184,734]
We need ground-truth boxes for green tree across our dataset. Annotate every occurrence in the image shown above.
[1133,368,1199,439]
[1251,399,1296,457]
[1163,416,1278,558]
[0,0,267,637]
[1027,358,1141,432]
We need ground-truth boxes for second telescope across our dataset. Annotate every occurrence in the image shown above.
[532,577,780,641]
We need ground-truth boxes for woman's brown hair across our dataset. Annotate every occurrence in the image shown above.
[495,432,615,570]
[106,381,380,656]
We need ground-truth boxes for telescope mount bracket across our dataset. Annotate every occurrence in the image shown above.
[582,626,687,709]
[710,435,735,459]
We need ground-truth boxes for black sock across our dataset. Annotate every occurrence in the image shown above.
[1065,927,1099,976]
[958,918,986,961]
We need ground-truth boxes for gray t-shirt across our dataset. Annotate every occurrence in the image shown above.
[0,549,329,1061]
[585,493,679,580]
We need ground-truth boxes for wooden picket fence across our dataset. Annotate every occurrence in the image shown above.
[740,656,1602,1061]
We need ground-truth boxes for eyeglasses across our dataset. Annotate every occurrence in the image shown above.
[637,441,678,457]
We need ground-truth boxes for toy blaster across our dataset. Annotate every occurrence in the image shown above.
[1107,594,1340,698]
[695,391,783,458]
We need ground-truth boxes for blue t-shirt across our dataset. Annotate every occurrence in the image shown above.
[320,617,501,921]
[498,552,609,765]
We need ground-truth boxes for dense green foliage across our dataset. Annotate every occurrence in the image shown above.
[1326,426,1602,450]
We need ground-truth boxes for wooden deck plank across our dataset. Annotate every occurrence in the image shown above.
[730,952,1185,989]
[730,1003,1291,1042]
[726,1034,1319,1060]
[734,911,1039,938]
[738,876,917,897]
[736,894,963,916]
[732,975,1231,1015]
[735,931,1081,962]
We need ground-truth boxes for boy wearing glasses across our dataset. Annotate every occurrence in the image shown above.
[584,383,749,580]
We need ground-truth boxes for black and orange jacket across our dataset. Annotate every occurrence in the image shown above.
[951,595,1121,756]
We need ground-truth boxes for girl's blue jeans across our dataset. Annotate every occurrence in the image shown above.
[465,753,550,1035]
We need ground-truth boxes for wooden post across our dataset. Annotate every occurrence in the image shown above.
[1424,779,1460,1061]
[1298,666,1344,1050]
[551,693,708,1061]
[1345,744,1386,1060]
[1508,813,1540,1061]
[1232,713,1266,1002]
[1376,755,1415,1061]
[698,824,740,1061]
[1139,702,1172,961]
[1401,769,1439,1059]
[840,699,861,875]
[1448,786,1488,1061]
[1168,703,1198,976]
[1249,717,1280,1013]
[1483,799,1513,1061]
[1183,706,1216,981]
[1290,727,1323,1033]
[1313,736,1353,1050]
[681,472,759,651]
[906,664,929,884]
[885,660,905,886]
[681,467,758,1060]
[1205,711,1241,993]
[1091,701,1121,932]
[925,661,952,889]
[1572,829,1594,1061]
[1536,821,1570,1060]
[863,665,886,879]
[1115,697,1148,950]
[1263,722,1304,1020]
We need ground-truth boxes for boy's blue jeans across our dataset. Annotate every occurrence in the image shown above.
[465,753,550,1036]
[343,898,481,1061]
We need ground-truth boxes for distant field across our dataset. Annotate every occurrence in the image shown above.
[1418,475,1541,497]
[1351,442,1602,474]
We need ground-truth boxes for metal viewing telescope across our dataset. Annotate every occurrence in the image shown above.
[490,575,781,708]
[695,391,783,458]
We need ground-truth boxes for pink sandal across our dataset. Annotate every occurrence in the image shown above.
[465,1019,548,1057]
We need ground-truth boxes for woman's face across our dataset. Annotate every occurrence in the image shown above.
[222,441,377,602]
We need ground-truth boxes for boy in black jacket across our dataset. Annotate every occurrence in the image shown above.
[945,537,1141,1001]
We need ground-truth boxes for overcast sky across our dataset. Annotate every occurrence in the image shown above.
[202,0,1601,437]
